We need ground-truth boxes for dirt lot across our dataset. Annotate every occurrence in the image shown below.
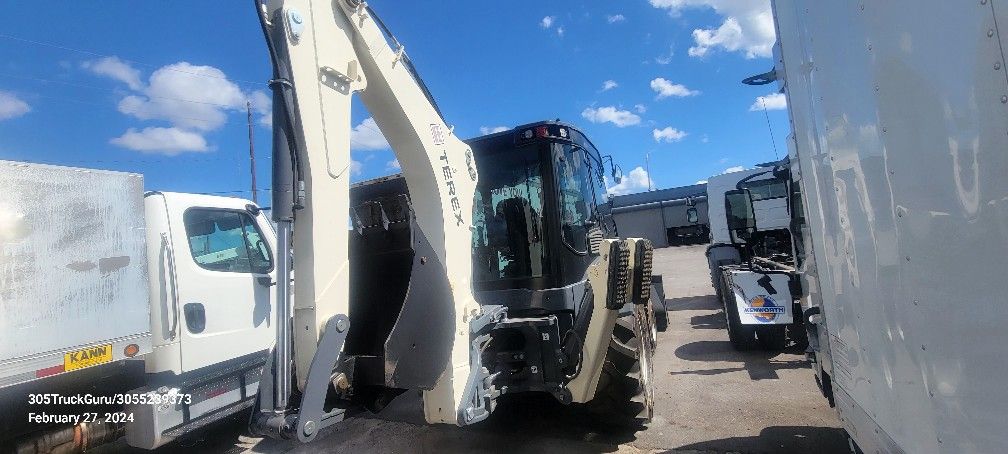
[142,244,848,453]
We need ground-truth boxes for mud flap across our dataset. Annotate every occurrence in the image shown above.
[726,269,794,325]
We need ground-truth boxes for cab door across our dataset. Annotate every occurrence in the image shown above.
[161,193,276,373]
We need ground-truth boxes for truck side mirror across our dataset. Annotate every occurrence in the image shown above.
[725,189,755,244]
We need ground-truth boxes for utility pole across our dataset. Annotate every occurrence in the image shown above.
[645,151,654,191]
[246,101,258,204]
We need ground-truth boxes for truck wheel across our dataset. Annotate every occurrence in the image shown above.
[721,279,757,350]
[588,307,655,426]
[756,325,787,350]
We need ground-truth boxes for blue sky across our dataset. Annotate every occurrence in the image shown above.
[0,1,788,200]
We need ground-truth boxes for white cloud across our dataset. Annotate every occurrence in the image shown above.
[607,166,655,195]
[655,46,675,65]
[386,159,401,171]
[634,104,647,114]
[82,56,143,90]
[650,78,700,99]
[581,106,641,127]
[649,0,775,59]
[696,179,708,184]
[479,125,509,135]
[701,135,710,143]
[749,92,787,111]
[601,80,619,91]
[653,127,688,143]
[722,165,746,174]
[557,26,565,37]
[110,127,209,155]
[540,16,555,29]
[0,91,30,120]
[248,90,273,128]
[719,157,729,163]
[116,62,250,131]
[607,14,626,23]
[350,117,390,150]
[350,160,363,176]
[83,58,273,155]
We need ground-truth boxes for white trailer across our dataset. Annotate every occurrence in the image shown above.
[766,1,1008,452]
[0,161,278,451]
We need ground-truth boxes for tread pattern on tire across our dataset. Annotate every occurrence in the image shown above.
[587,316,653,426]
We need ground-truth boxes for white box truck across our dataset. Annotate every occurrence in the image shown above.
[0,161,278,451]
[749,1,1008,452]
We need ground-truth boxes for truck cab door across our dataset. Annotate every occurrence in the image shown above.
[160,194,277,374]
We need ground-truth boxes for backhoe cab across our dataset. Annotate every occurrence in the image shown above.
[351,121,663,413]
[253,0,660,441]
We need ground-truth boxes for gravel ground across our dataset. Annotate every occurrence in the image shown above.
[124,244,848,453]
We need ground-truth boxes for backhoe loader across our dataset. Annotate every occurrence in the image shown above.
[251,0,660,441]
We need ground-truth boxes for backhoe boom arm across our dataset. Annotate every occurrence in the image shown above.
[254,0,483,437]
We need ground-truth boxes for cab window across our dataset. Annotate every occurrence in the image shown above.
[471,144,549,282]
[742,178,788,201]
[184,209,273,274]
[557,144,594,253]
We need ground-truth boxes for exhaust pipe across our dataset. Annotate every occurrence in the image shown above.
[13,422,124,454]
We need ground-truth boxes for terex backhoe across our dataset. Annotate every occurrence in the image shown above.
[252,0,660,441]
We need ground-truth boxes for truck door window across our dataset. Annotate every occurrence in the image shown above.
[471,144,548,282]
[557,144,593,253]
[184,209,273,274]
[742,178,788,201]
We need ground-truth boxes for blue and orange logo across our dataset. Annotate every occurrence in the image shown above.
[743,295,785,323]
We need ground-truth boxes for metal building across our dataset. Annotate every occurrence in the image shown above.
[610,184,709,248]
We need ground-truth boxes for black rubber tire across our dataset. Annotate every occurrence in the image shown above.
[720,278,757,350]
[756,325,787,350]
[587,314,654,427]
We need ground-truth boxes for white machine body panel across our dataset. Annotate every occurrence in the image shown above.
[773,1,1008,452]
[725,269,793,325]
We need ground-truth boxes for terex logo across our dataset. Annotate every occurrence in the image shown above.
[439,150,464,226]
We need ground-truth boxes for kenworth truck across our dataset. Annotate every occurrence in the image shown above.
[705,164,804,350]
[0,161,277,451]
[750,1,1008,452]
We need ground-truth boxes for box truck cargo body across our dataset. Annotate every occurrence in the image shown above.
[0,161,278,450]
[770,1,1008,452]
[0,161,152,388]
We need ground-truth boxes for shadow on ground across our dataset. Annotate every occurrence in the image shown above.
[672,425,850,454]
[360,390,644,452]
[673,339,808,381]
[664,295,720,312]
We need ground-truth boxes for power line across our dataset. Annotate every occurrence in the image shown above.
[760,95,780,160]
[0,72,251,109]
[13,155,265,165]
[29,92,224,126]
[0,32,266,88]
[197,188,273,195]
